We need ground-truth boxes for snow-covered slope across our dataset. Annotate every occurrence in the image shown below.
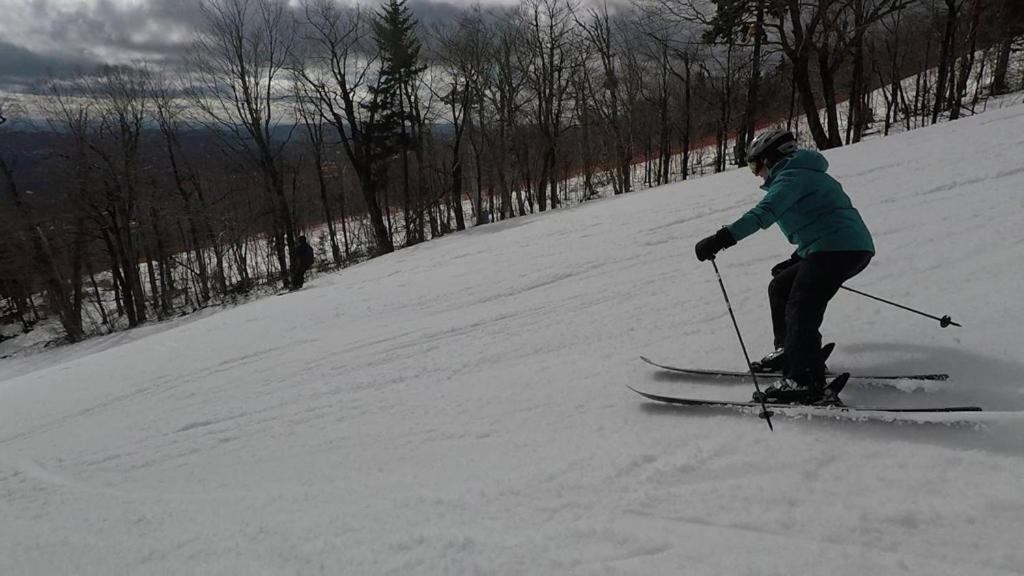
[3,102,1024,575]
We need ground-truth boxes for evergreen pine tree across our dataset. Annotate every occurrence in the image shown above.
[370,0,428,244]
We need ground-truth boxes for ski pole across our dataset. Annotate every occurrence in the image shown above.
[710,258,775,430]
[840,286,961,328]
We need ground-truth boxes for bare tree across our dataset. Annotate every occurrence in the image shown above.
[989,0,1024,94]
[84,66,156,325]
[188,0,299,286]
[294,81,345,263]
[632,27,680,184]
[430,9,493,230]
[577,2,639,194]
[2,96,86,341]
[518,0,580,212]
[152,73,226,299]
[296,0,395,254]
[478,13,531,221]
[947,0,983,120]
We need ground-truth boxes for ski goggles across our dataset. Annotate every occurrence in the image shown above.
[748,158,764,174]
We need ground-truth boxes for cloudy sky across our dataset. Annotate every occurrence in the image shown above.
[0,0,495,94]
[0,0,203,91]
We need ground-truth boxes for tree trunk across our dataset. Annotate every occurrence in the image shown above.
[682,53,692,180]
[950,0,983,120]
[737,0,765,166]
[0,153,84,341]
[781,0,831,148]
[108,205,146,326]
[354,162,394,255]
[313,149,341,264]
[847,2,867,144]
[160,126,211,302]
[87,260,110,330]
[37,225,85,341]
[101,230,126,317]
[793,51,832,148]
[817,49,844,148]
[990,38,1012,94]
[400,122,418,246]
[143,241,163,320]
[451,131,467,232]
[931,0,959,124]
[657,43,671,185]
[150,208,173,317]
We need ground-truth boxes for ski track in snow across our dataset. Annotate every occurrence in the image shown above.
[2,104,1024,574]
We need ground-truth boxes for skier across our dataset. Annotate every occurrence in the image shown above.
[693,130,875,403]
[290,235,315,290]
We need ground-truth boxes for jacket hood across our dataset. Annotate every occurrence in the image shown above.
[763,150,829,188]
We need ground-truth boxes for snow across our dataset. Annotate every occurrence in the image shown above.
[3,101,1024,575]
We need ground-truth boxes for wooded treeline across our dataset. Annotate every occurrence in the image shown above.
[1,0,1022,343]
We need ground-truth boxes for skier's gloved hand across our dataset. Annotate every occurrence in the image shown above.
[695,227,737,262]
[770,253,801,276]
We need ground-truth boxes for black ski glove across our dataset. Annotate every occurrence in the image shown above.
[695,227,737,262]
[770,253,802,276]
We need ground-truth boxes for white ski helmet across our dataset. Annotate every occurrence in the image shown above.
[746,129,798,167]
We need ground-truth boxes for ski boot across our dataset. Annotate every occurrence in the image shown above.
[752,375,825,405]
[750,348,787,373]
[753,373,848,406]
[750,342,835,374]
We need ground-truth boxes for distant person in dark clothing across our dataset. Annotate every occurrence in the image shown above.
[291,235,315,289]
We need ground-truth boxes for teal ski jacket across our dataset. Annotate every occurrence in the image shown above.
[726,150,875,257]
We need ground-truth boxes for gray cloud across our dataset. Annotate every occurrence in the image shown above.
[0,0,569,94]
[0,0,206,92]
[404,0,491,25]
[0,40,94,77]
[0,40,102,93]
[40,0,203,58]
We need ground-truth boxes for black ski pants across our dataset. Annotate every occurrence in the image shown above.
[291,265,309,289]
[768,250,873,384]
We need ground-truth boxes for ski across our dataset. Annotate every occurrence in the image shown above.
[627,386,982,415]
[640,356,948,382]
